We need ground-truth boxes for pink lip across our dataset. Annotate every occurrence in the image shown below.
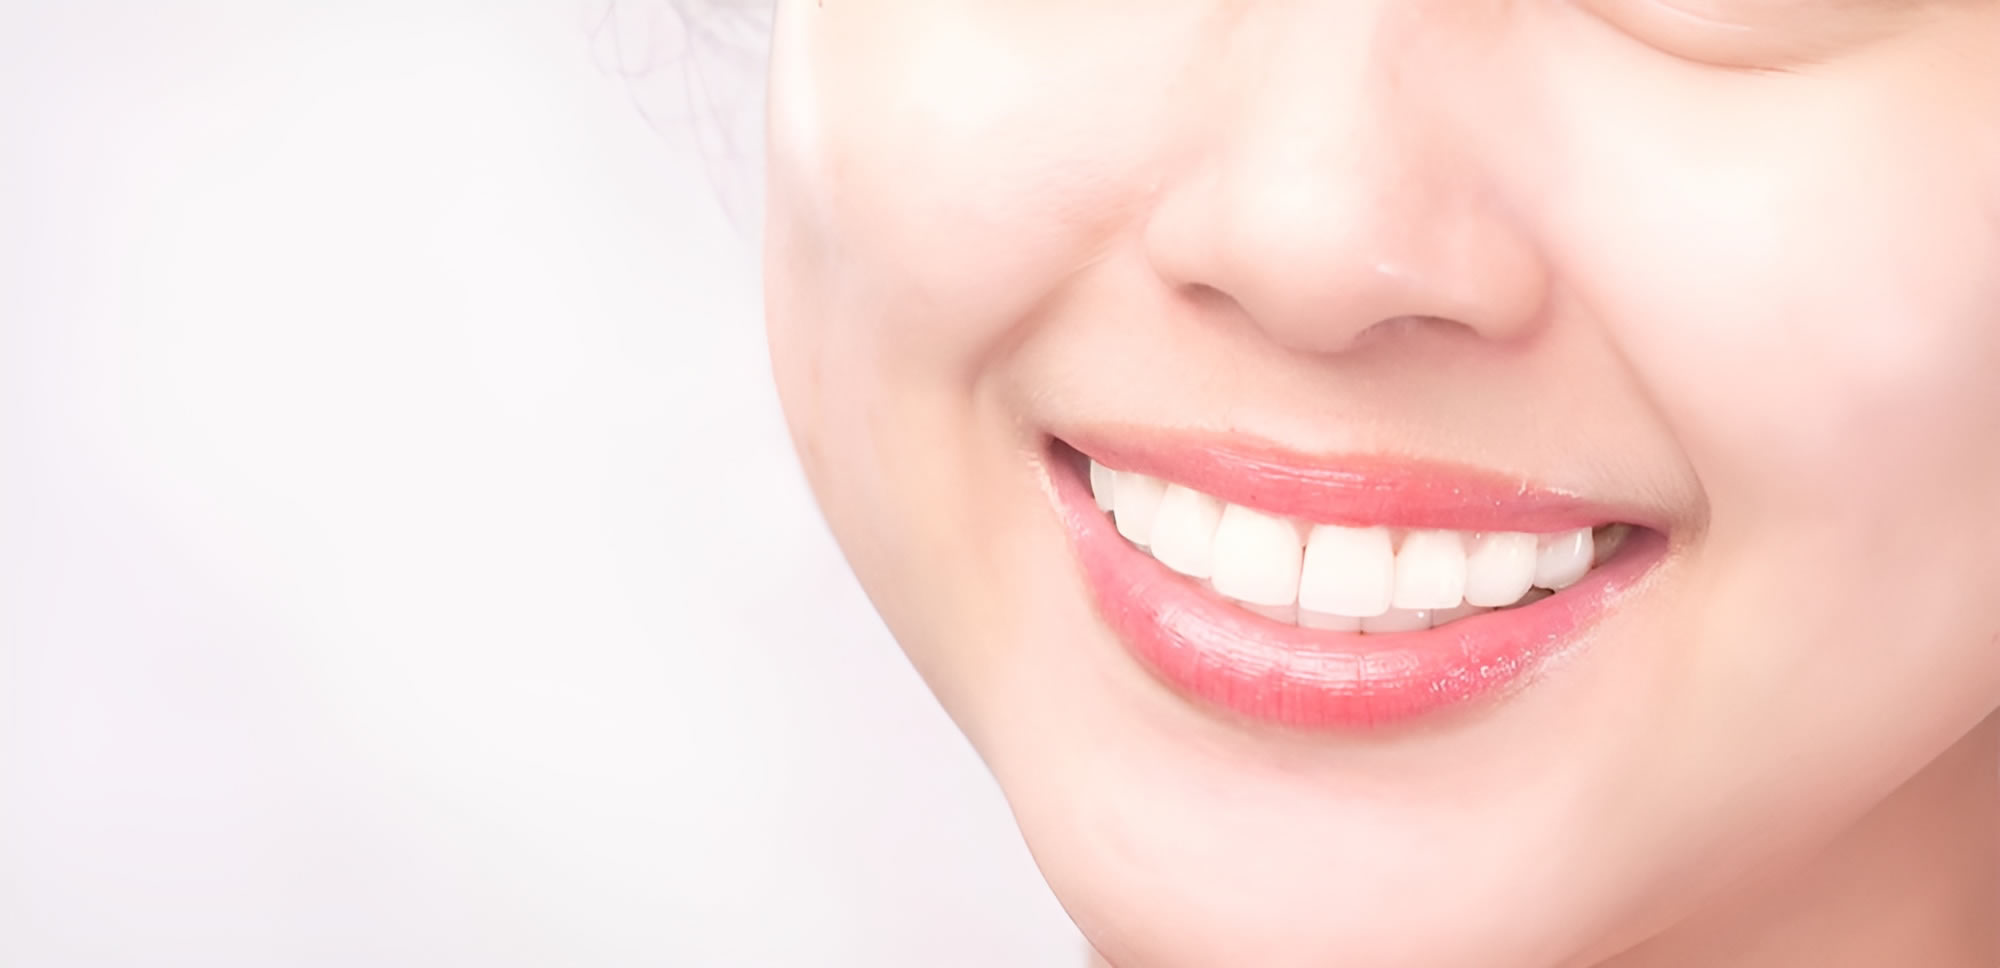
[1068,429,1659,533]
[1048,434,1667,730]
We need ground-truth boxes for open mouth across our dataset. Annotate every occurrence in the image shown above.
[1089,454,1631,631]
[1045,432,1669,730]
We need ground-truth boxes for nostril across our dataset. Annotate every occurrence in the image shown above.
[1179,281,1236,314]
[1349,314,1479,350]
[1172,253,1530,357]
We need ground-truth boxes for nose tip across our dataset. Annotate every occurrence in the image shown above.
[1144,156,1551,355]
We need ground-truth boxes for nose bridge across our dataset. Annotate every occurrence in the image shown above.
[1144,3,1548,354]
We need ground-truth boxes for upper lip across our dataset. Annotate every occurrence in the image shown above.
[1061,427,1661,534]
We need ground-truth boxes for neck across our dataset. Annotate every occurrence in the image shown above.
[1612,712,2000,968]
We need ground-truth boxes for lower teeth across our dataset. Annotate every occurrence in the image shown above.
[1210,579,1560,633]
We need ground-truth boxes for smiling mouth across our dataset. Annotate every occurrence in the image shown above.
[1088,454,1631,632]
[1045,432,1669,730]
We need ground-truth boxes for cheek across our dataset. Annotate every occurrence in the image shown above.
[1532,54,2000,900]
[766,3,1210,385]
[1551,64,2000,530]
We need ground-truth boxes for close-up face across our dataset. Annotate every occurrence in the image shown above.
[761,2,2000,965]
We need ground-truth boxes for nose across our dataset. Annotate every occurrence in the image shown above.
[1142,8,1550,355]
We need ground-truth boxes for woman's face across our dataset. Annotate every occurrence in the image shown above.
[763,2,2000,965]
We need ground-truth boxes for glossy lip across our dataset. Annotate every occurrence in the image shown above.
[1070,428,1668,533]
[1046,435,1669,730]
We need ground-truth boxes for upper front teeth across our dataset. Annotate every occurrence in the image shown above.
[1210,504,1306,607]
[1392,529,1468,610]
[1091,460,1619,629]
[1299,524,1395,617]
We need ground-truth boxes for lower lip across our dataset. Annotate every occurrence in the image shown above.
[1046,450,1665,730]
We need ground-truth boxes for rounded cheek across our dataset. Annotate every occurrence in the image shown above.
[1545,47,2000,812]
[763,3,1215,684]
[767,2,1215,388]
[1548,45,2000,531]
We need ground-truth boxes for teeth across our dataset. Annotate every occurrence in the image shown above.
[1088,457,1628,632]
[1429,603,1489,627]
[1300,609,1362,631]
[1112,470,1169,546]
[1210,504,1305,607]
[1362,607,1433,634]
[1463,531,1539,607]
[1392,530,1468,611]
[1148,484,1225,579]
[1593,523,1630,566]
[1534,528,1594,590]
[1089,461,1117,512]
[1298,524,1396,618]
[1243,601,1299,625]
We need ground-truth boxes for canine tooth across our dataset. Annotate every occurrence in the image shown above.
[1534,528,1594,590]
[1149,485,1225,579]
[1089,460,1117,512]
[1298,524,1395,618]
[1392,530,1468,610]
[1210,504,1304,607]
[1113,471,1168,546]
[1300,609,1362,631]
[1361,607,1432,634]
[1463,532,1538,608]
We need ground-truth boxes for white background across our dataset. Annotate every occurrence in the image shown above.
[0,2,1076,964]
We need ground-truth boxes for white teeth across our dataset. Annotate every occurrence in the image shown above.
[1087,457,1628,631]
[1429,603,1489,627]
[1089,460,1117,512]
[1300,609,1362,631]
[1298,524,1396,618]
[1113,471,1169,546]
[1148,484,1225,579]
[1362,607,1432,634]
[1243,601,1299,625]
[1534,528,1594,590]
[1463,531,1539,608]
[1210,504,1305,607]
[1392,530,1468,611]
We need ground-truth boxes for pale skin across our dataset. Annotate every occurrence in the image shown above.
[760,1,2000,964]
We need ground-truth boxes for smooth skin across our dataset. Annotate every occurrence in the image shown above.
[761,1,2000,965]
